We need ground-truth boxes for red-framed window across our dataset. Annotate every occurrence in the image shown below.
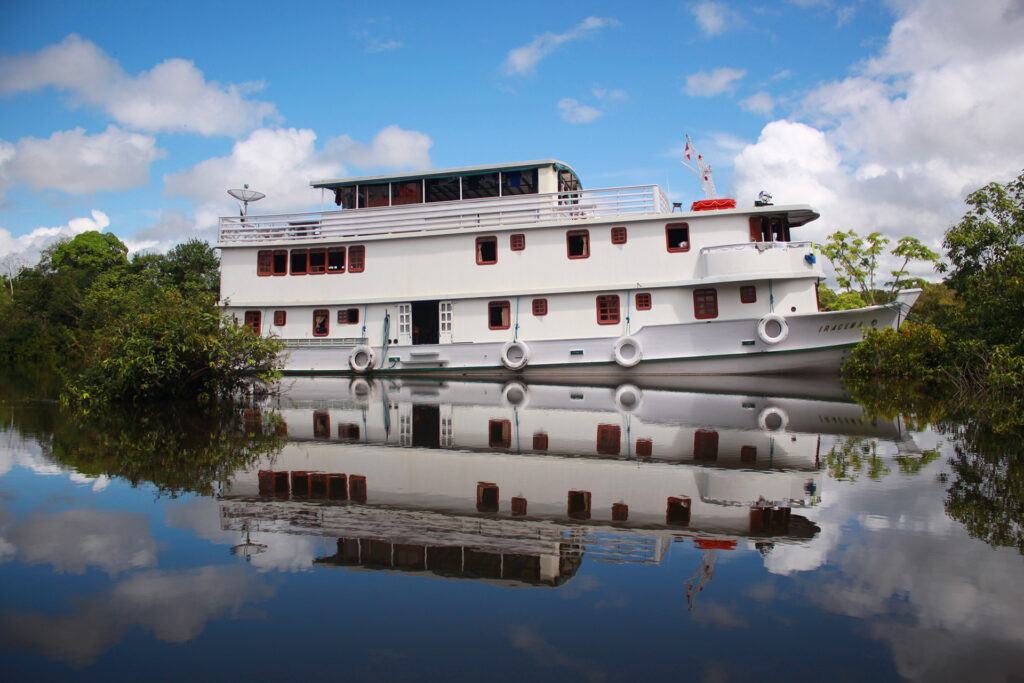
[273,310,286,326]
[257,250,273,276]
[349,475,367,502]
[510,233,525,251]
[308,248,326,274]
[337,308,359,324]
[244,311,261,335]
[327,247,346,273]
[667,497,691,526]
[290,249,308,275]
[476,236,498,265]
[694,429,719,461]
[477,481,499,512]
[636,439,653,457]
[567,230,590,259]
[533,433,548,451]
[532,298,548,316]
[348,245,365,273]
[597,424,621,454]
[271,250,288,276]
[488,421,511,448]
[612,503,629,521]
[741,446,757,463]
[666,223,690,252]
[511,497,528,516]
[611,226,627,244]
[568,490,592,520]
[596,295,620,325]
[694,288,718,319]
[740,285,757,303]
[313,411,330,439]
[312,309,329,337]
[488,300,510,329]
[635,292,652,310]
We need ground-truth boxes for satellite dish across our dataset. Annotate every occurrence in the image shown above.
[227,184,266,216]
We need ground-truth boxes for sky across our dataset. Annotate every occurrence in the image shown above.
[1,0,1023,281]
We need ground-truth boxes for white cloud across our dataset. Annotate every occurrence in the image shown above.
[558,98,603,124]
[0,210,110,266]
[502,17,621,76]
[326,124,433,171]
[591,86,627,102]
[741,91,776,116]
[691,2,737,36]
[684,67,747,96]
[0,34,277,136]
[7,126,163,194]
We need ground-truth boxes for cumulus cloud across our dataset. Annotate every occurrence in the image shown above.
[0,34,277,136]
[502,17,621,76]
[684,67,746,96]
[325,124,433,171]
[0,209,110,266]
[6,126,163,194]
[741,91,776,116]
[691,2,740,36]
[558,98,602,124]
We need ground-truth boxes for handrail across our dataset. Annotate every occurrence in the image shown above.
[699,241,815,254]
[219,185,671,244]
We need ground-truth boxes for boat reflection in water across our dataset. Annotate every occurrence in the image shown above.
[219,376,903,587]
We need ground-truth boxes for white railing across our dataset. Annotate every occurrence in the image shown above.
[699,241,816,255]
[218,185,671,244]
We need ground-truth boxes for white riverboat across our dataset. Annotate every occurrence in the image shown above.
[217,156,920,376]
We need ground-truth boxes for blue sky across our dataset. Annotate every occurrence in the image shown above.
[2,0,1023,278]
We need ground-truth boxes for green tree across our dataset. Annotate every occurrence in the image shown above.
[51,231,128,274]
[820,230,940,305]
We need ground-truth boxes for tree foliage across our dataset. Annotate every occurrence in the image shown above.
[820,230,940,305]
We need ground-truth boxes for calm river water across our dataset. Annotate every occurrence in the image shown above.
[1,375,1022,681]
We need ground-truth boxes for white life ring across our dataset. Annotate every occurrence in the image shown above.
[758,406,789,432]
[500,340,530,371]
[501,381,530,408]
[612,336,643,367]
[348,345,376,373]
[614,384,643,412]
[757,314,789,345]
[349,377,372,402]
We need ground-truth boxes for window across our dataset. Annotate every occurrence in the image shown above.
[611,226,627,244]
[596,295,620,325]
[488,421,511,448]
[313,309,329,337]
[612,503,629,521]
[694,429,719,461]
[666,223,690,252]
[511,497,528,516]
[741,446,757,463]
[740,285,757,303]
[308,248,326,274]
[359,183,389,208]
[425,176,460,202]
[244,311,261,335]
[567,230,590,259]
[272,250,288,276]
[313,411,330,439]
[348,245,365,273]
[273,310,286,326]
[502,169,538,195]
[463,173,499,199]
[597,425,621,455]
[488,300,510,329]
[327,247,346,273]
[532,298,547,316]
[635,292,652,310]
[337,308,359,324]
[533,433,548,450]
[636,439,653,457]
[338,424,360,440]
[290,249,308,275]
[694,288,718,319]
[391,180,422,205]
[568,491,592,520]
[349,475,367,502]
[477,482,499,511]
[666,497,691,526]
[510,233,525,251]
[257,250,273,276]
[476,236,498,265]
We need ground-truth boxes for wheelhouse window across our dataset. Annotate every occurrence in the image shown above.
[313,309,329,337]
[510,234,525,251]
[244,311,261,335]
[611,227,627,244]
[567,230,590,259]
[359,183,389,208]
[348,245,365,273]
[391,180,422,205]
[426,176,460,202]
[666,223,690,252]
[596,295,620,325]
[476,236,498,265]
[337,308,359,324]
[488,301,510,329]
[502,169,538,195]
[327,247,346,273]
[694,288,718,319]
[532,298,547,316]
[308,248,326,274]
[749,215,791,242]
[462,173,499,199]
[273,310,286,326]
[740,285,757,303]
[257,251,273,276]
[290,249,308,275]
[272,250,288,276]
[635,292,652,310]
[597,425,621,455]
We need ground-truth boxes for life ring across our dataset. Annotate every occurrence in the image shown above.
[348,345,376,373]
[501,381,530,408]
[349,377,372,402]
[612,336,643,367]
[614,384,643,412]
[757,314,789,345]
[758,406,789,432]
[500,340,530,371]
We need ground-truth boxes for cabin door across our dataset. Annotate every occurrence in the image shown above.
[439,300,453,344]
[411,300,440,345]
[396,304,412,346]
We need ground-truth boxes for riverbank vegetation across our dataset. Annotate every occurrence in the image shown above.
[0,233,281,406]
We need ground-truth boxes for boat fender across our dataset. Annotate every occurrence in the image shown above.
[612,336,643,367]
[756,314,789,345]
[500,340,530,371]
[614,384,643,412]
[501,381,530,408]
[348,345,376,374]
[758,406,789,432]
[349,377,372,402]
